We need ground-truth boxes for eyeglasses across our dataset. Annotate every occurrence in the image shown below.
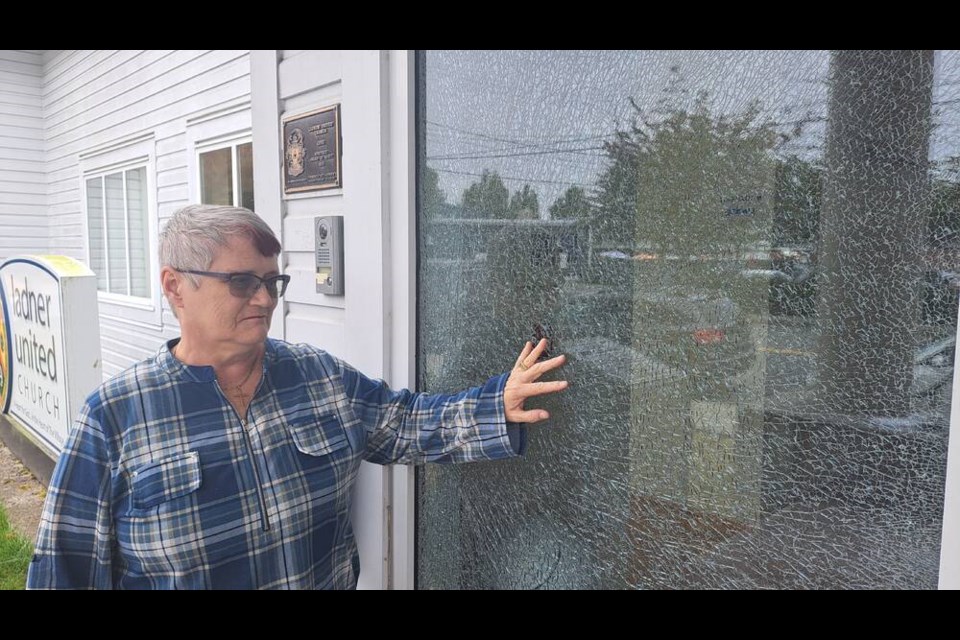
[175,269,291,299]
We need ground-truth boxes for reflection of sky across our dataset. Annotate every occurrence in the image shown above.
[933,50,960,175]
[424,50,960,214]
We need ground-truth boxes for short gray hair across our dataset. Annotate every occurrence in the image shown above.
[159,204,281,272]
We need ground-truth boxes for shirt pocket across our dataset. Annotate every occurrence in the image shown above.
[287,411,352,458]
[130,451,202,511]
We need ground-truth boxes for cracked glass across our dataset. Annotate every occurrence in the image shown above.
[416,50,954,589]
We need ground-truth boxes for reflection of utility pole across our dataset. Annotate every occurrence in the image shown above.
[818,51,934,416]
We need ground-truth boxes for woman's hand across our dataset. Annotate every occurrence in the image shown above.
[503,338,568,423]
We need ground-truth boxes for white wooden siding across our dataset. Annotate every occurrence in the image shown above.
[273,50,346,358]
[0,50,46,259]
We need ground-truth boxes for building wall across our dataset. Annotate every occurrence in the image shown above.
[271,50,348,356]
[41,50,252,379]
[0,50,46,259]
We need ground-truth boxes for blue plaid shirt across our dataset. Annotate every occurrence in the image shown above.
[27,338,525,589]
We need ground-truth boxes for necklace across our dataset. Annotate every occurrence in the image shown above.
[224,358,259,416]
[224,357,258,396]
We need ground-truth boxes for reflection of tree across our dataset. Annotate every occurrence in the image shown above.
[508,184,539,220]
[773,156,822,248]
[459,174,544,220]
[592,127,641,249]
[549,186,591,220]
[462,170,509,218]
[421,165,447,221]
[596,93,781,255]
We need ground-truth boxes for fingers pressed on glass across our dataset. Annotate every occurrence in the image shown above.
[515,409,550,423]
[529,338,548,361]
[515,341,534,369]
[524,353,566,378]
[539,354,566,370]
[517,338,549,372]
[522,380,569,397]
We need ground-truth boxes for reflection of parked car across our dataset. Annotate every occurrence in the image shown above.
[559,253,759,391]
[633,284,753,387]
[741,247,815,285]
[755,247,960,323]
[738,247,817,316]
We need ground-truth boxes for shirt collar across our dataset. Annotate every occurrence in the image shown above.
[157,338,276,383]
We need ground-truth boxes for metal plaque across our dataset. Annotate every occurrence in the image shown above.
[283,104,342,193]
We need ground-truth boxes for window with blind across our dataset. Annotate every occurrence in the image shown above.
[85,165,150,298]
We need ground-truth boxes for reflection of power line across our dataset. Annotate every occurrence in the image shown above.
[427,146,606,161]
[431,167,596,188]
[427,119,613,147]
[770,116,828,126]
[428,139,608,161]
[426,120,614,163]
[429,117,827,160]
[428,128,610,149]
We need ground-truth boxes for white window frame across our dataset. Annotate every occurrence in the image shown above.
[185,99,253,207]
[386,50,417,590]
[195,135,254,208]
[79,134,161,326]
[940,314,960,588]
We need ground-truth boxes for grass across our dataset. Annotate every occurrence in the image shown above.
[0,504,32,590]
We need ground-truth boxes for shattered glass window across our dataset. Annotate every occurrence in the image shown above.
[416,51,954,589]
